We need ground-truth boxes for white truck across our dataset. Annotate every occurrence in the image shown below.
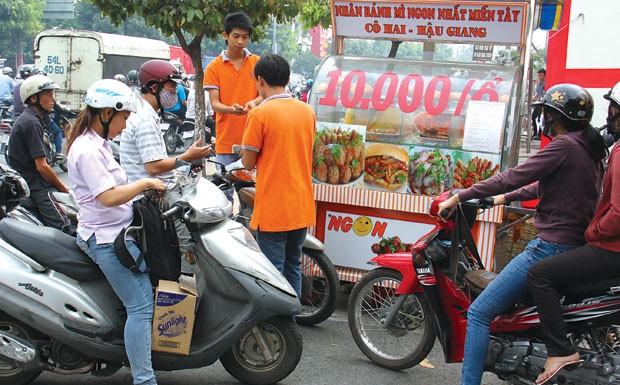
[33,29,170,111]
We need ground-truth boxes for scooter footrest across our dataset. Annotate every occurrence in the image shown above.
[92,361,123,377]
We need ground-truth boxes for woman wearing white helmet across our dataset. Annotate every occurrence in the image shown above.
[67,79,165,385]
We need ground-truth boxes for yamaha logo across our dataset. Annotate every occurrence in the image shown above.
[18,283,44,297]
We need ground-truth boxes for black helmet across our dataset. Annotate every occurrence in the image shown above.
[533,83,594,122]
[19,65,36,79]
[127,69,138,83]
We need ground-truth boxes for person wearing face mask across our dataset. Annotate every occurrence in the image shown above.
[119,59,212,271]
[437,83,609,385]
[527,81,620,385]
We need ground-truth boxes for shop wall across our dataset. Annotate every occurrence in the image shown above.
[547,0,620,127]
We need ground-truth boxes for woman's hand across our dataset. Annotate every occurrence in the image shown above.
[437,194,460,220]
[493,194,507,206]
[143,178,166,191]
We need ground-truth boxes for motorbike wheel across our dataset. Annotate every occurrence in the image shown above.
[58,157,68,172]
[220,316,303,385]
[347,268,436,370]
[296,248,339,326]
[164,129,178,154]
[0,313,42,385]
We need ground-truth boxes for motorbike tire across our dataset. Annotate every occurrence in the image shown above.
[164,128,178,154]
[220,316,303,385]
[347,268,436,370]
[296,248,339,326]
[58,157,68,172]
[0,313,42,385]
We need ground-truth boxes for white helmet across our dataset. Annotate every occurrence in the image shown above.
[2,67,13,75]
[20,74,61,104]
[604,81,620,106]
[84,79,136,113]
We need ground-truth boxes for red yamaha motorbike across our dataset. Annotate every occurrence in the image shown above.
[347,191,620,385]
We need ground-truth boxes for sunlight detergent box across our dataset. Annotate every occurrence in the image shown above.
[152,276,198,355]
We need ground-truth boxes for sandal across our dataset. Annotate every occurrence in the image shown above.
[535,358,583,385]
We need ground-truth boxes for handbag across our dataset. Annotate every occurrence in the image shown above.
[114,194,181,285]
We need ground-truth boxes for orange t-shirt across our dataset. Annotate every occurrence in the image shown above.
[203,52,260,154]
[242,96,316,232]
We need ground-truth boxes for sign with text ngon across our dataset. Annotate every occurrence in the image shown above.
[331,1,527,45]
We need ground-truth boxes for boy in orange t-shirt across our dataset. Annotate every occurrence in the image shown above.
[241,54,316,297]
[204,12,262,201]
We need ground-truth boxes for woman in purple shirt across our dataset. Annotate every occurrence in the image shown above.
[438,83,609,385]
[67,79,165,385]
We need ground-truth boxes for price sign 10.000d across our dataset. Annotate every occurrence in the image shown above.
[318,69,501,116]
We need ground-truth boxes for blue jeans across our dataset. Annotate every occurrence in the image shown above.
[461,238,575,385]
[256,228,307,297]
[47,120,63,153]
[76,234,157,385]
[215,153,239,203]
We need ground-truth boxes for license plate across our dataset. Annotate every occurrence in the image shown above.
[182,130,194,139]
[159,123,170,132]
[0,134,8,144]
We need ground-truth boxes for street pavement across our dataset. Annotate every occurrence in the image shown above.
[34,288,504,385]
[20,146,519,385]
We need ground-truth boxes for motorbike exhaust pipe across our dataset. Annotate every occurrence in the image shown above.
[0,331,38,365]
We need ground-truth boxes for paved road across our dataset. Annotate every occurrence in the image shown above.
[29,159,506,385]
[34,289,504,385]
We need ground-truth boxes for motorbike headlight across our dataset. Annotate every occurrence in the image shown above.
[228,227,261,253]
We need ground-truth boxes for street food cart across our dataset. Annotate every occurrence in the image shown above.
[307,0,541,281]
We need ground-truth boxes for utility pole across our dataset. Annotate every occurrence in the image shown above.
[272,16,277,54]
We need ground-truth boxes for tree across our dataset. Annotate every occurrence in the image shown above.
[0,0,44,68]
[292,51,321,79]
[247,21,301,61]
[89,0,304,142]
[45,1,177,46]
[300,0,330,29]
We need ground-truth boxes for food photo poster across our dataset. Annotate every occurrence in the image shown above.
[312,122,501,197]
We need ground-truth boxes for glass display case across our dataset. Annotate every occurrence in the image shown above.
[308,55,521,196]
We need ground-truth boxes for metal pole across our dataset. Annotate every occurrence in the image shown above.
[272,16,277,54]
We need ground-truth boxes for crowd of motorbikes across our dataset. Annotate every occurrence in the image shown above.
[0,101,74,172]
[0,94,618,384]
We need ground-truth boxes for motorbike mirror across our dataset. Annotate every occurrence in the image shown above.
[206,158,228,174]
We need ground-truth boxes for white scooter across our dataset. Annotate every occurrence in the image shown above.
[0,168,303,385]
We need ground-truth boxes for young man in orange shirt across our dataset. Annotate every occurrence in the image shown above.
[204,12,262,201]
[241,54,316,297]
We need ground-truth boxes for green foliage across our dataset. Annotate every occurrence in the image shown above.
[299,0,331,29]
[88,0,304,141]
[292,51,321,78]
[247,21,301,60]
[46,1,177,44]
[0,0,44,66]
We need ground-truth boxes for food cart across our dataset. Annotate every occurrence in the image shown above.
[307,0,541,281]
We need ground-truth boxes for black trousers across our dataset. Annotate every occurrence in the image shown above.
[29,187,67,231]
[532,106,542,136]
[528,244,620,356]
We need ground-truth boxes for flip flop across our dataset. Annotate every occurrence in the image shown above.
[535,359,584,385]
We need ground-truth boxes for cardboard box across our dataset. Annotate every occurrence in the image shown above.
[152,276,198,355]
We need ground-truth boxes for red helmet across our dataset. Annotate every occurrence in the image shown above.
[138,59,182,88]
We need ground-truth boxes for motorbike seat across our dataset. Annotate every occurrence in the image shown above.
[0,218,104,281]
[238,187,255,209]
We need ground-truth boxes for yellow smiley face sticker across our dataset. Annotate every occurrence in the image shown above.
[353,216,373,236]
